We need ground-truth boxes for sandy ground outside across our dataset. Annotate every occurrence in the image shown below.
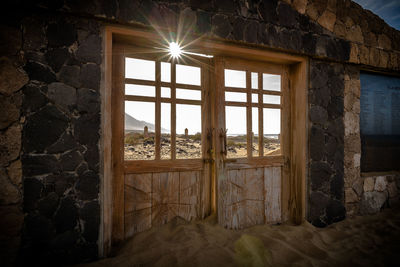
[124,135,280,160]
[77,206,400,267]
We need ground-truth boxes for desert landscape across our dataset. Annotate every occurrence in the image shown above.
[78,205,400,267]
[124,132,280,160]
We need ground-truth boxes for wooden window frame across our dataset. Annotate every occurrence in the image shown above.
[222,57,286,161]
[102,26,308,256]
[115,45,211,173]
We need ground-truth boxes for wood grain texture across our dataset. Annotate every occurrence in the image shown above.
[264,167,282,223]
[179,171,200,220]
[111,44,125,244]
[125,208,152,239]
[222,168,265,229]
[124,173,152,213]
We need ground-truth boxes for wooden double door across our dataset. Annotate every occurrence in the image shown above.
[112,46,290,240]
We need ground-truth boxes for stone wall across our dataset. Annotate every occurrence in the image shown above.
[285,0,400,70]
[0,13,102,266]
[1,0,399,265]
[343,65,362,215]
[0,23,28,267]
[307,59,346,227]
[347,174,400,214]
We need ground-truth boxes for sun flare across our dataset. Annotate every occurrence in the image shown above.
[169,42,182,58]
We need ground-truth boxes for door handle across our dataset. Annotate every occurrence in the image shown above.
[220,128,227,156]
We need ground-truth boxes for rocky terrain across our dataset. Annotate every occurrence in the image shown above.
[124,133,280,160]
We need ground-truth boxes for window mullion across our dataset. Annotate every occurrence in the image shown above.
[246,70,252,159]
[258,72,263,157]
[155,61,161,160]
[171,62,176,160]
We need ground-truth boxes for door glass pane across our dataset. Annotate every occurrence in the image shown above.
[161,103,171,159]
[252,93,258,103]
[225,92,246,102]
[176,104,202,159]
[124,101,155,160]
[263,108,281,156]
[176,89,201,100]
[263,95,281,105]
[252,107,259,157]
[263,74,281,91]
[251,72,258,89]
[161,62,171,82]
[225,69,246,88]
[125,58,155,81]
[161,87,171,98]
[225,106,247,158]
[125,84,155,97]
[176,64,201,86]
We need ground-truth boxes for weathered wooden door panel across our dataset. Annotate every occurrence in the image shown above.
[265,167,282,223]
[215,57,288,229]
[219,166,282,229]
[124,170,204,238]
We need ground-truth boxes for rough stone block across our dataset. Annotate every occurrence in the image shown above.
[344,112,359,136]
[317,10,336,32]
[308,191,330,224]
[345,25,363,43]
[309,105,328,125]
[378,50,389,69]
[46,133,79,154]
[60,150,83,171]
[377,34,391,50]
[374,176,387,192]
[22,154,59,177]
[0,57,29,96]
[0,94,20,129]
[352,178,364,196]
[76,170,99,200]
[359,191,387,215]
[0,168,20,205]
[48,82,77,111]
[77,88,100,115]
[330,173,344,201]
[369,47,380,67]
[23,178,43,212]
[54,196,78,233]
[22,16,46,51]
[310,125,325,161]
[23,105,68,153]
[76,35,102,64]
[326,199,346,224]
[359,45,369,65]
[7,160,22,186]
[80,200,100,242]
[258,0,278,22]
[387,182,398,198]
[0,124,21,166]
[349,43,359,63]
[24,61,56,84]
[38,192,59,217]
[363,177,375,192]
[79,64,100,90]
[59,65,81,88]
[45,48,71,73]
[211,14,232,38]
[22,82,47,113]
[310,161,333,192]
[74,114,100,146]
[47,21,77,48]
[353,153,360,168]
[345,188,358,203]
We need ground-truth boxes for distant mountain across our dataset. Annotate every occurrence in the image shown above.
[125,113,169,133]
